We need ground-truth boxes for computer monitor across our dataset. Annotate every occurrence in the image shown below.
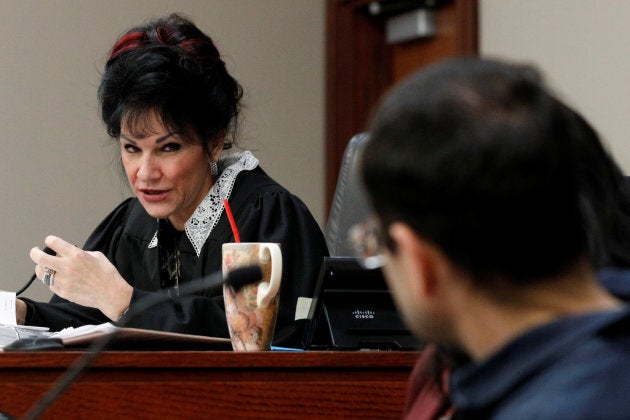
[303,256,422,351]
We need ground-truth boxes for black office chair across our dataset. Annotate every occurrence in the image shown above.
[308,132,422,350]
[325,132,371,256]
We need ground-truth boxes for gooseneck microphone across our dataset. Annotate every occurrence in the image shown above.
[20,265,263,420]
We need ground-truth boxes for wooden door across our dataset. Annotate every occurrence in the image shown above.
[325,0,478,210]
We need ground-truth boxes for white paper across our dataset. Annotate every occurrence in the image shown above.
[51,322,118,339]
[0,292,16,325]
[294,297,312,321]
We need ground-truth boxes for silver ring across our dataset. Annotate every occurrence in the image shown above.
[42,267,56,287]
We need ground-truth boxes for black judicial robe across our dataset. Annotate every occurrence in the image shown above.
[22,167,329,347]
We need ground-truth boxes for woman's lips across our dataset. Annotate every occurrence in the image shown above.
[140,189,169,202]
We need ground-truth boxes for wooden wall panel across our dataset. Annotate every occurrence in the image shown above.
[325,0,478,212]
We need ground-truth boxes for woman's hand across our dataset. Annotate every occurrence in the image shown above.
[29,235,132,321]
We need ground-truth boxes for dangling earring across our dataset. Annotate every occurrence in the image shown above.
[209,160,219,177]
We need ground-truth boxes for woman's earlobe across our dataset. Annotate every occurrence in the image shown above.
[209,160,219,177]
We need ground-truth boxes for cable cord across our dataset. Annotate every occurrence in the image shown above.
[15,275,36,297]
[16,248,56,297]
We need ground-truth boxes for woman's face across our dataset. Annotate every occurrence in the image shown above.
[119,113,221,230]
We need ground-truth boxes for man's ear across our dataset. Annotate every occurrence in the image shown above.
[388,222,440,298]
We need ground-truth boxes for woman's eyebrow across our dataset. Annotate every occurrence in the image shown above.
[119,132,177,144]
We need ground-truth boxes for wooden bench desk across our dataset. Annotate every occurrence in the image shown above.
[0,350,418,419]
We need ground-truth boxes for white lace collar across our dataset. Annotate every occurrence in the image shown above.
[147,151,259,256]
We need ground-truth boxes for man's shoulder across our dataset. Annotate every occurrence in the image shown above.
[598,267,630,301]
[496,309,630,419]
[452,308,630,419]
[498,352,630,419]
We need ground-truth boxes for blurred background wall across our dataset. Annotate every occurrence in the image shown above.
[480,0,630,172]
[2,0,629,302]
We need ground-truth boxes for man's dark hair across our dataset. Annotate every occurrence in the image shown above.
[361,57,626,284]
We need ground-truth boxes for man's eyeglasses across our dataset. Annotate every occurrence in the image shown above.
[347,218,386,270]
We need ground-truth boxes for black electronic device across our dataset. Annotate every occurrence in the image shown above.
[303,257,422,351]
[3,337,63,351]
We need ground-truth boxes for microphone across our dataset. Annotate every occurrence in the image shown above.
[176,265,259,295]
[117,264,262,325]
[20,265,263,420]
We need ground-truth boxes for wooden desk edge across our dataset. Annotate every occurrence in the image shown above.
[0,350,420,369]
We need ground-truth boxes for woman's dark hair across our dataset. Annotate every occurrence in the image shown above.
[98,13,242,152]
[362,57,624,284]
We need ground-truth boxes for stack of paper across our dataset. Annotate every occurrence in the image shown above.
[0,324,52,348]
[0,291,54,349]
[0,291,231,351]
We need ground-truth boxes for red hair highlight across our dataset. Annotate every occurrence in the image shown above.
[108,31,148,63]
[178,39,218,60]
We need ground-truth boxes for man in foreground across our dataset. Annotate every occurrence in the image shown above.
[358,57,630,418]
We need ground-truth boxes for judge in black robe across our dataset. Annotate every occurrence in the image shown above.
[20,14,329,349]
[22,152,328,348]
